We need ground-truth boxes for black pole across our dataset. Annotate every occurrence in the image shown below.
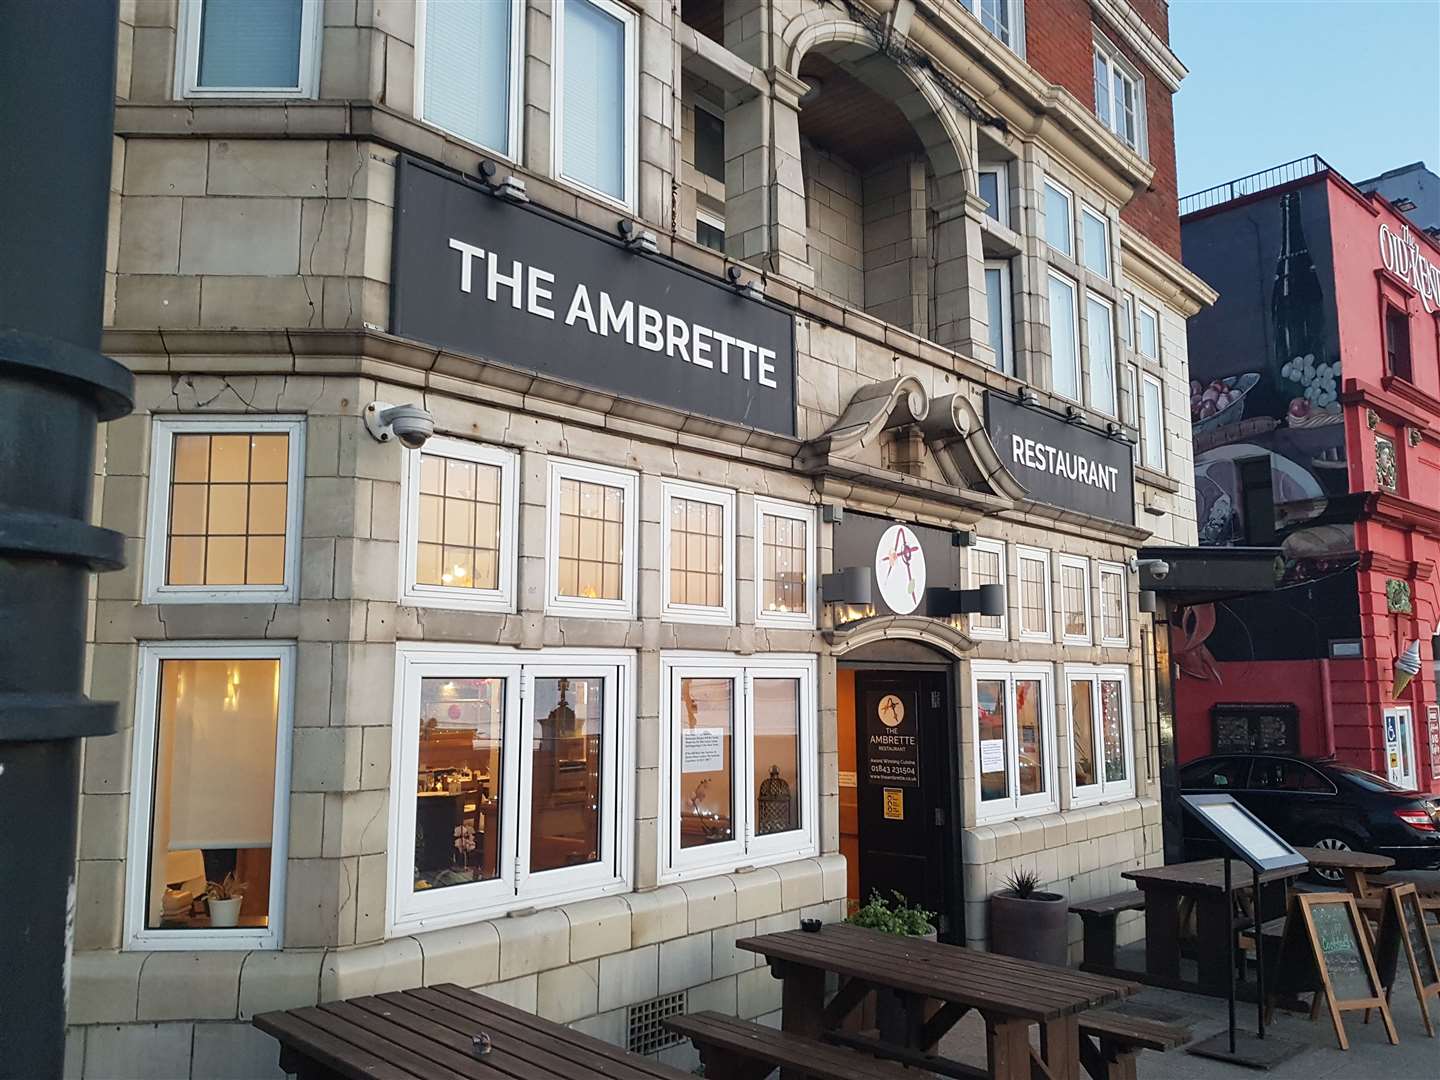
[1254,867,1266,1039]
[1225,856,1237,1055]
[0,2,132,1076]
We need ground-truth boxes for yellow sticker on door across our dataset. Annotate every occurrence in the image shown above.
[883,787,903,820]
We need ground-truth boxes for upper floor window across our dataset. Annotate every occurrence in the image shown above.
[1136,303,1160,361]
[144,417,305,605]
[1016,545,1052,643]
[696,209,726,253]
[963,0,1024,54]
[1086,294,1118,417]
[1140,372,1166,471]
[416,0,523,158]
[1044,181,1074,257]
[1081,207,1110,279]
[1097,561,1128,647]
[1058,555,1091,646]
[662,480,735,625]
[967,538,1007,641]
[979,163,1009,226]
[546,458,638,619]
[754,498,817,630]
[985,260,1015,375]
[553,0,637,208]
[693,102,726,184]
[1093,35,1145,156]
[1048,272,1081,401]
[1384,305,1413,381]
[177,0,321,98]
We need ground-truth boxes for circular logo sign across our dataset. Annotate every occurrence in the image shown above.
[874,524,926,615]
[877,694,905,728]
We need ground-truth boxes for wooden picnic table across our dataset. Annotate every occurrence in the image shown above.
[1292,845,1395,897]
[253,982,692,1080]
[737,922,1139,1080]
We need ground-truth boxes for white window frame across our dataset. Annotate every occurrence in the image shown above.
[1043,180,1074,257]
[175,0,323,99]
[1047,271,1081,403]
[124,641,294,951]
[387,644,634,935]
[1085,292,1118,418]
[984,259,1015,375]
[1065,664,1136,805]
[143,416,306,605]
[971,661,1058,823]
[967,537,1007,641]
[753,497,817,631]
[551,0,639,212]
[545,457,639,620]
[413,0,525,161]
[964,0,1026,56]
[1140,372,1167,471]
[1093,34,1147,158]
[661,479,736,626]
[696,207,727,252]
[1057,555,1092,646]
[1015,545,1053,644]
[1136,302,1160,362]
[1080,206,1111,280]
[659,652,819,884]
[399,438,519,614]
[1120,293,1134,348]
[978,163,1010,225]
[1097,561,1129,647]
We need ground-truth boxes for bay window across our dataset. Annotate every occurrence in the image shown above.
[416,0,523,158]
[1048,273,1081,401]
[1093,36,1146,156]
[390,646,632,932]
[662,480,735,625]
[1086,294,1118,417]
[1016,546,1052,643]
[144,416,305,604]
[1097,561,1128,647]
[1057,555,1091,646]
[1044,181,1074,257]
[973,662,1056,821]
[400,438,518,612]
[1081,207,1111,279]
[553,0,637,208]
[967,537,1007,640]
[546,458,638,619]
[754,497,817,629]
[661,655,817,882]
[177,0,321,98]
[125,643,293,950]
[1067,666,1134,803]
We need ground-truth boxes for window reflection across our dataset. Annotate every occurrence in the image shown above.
[761,514,807,615]
[753,678,800,836]
[670,497,723,607]
[679,677,733,847]
[530,677,603,873]
[1017,679,1044,795]
[414,677,504,891]
[558,477,624,600]
[1101,679,1126,783]
[416,453,501,590]
[977,678,1008,801]
[1071,679,1097,787]
[167,433,288,585]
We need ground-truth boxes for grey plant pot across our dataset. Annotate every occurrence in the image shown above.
[989,890,1068,967]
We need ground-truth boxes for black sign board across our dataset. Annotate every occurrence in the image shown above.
[1211,702,1298,754]
[864,688,921,788]
[984,393,1134,524]
[830,512,962,618]
[391,157,797,436]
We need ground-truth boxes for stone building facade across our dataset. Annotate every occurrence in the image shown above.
[71,0,1213,1075]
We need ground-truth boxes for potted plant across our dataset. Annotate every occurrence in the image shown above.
[204,874,246,928]
[845,892,937,1039]
[989,868,1068,967]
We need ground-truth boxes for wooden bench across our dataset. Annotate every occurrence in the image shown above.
[666,1011,936,1080]
[1071,892,1146,975]
[1077,1009,1190,1080]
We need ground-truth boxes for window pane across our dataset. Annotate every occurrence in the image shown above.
[979,0,1011,45]
[1142,378,1165,469]
[669,496,723,608]
[530,676,603,873]
[1044,185,1072,256]
[423,0,512,154]
[970,546,1004,632]
[977,678,1008,801]
[145,658,279,932]
[696,216,725,252]
[679,677,734,848]
[1071,680,1097,788]
[1093,52,1111,128]
[197,0,303,89]
[985,265,1008,372]
[414,677,505,890]
[558,476,624,600]
[1086,297,1117,417]
[1016,679,1045,796]
[979,171,1001,221]
[1061,563,1087,638]
[1100,572,1125,640]
[1101,679,1127,783]
[562,0,627,200]
[753,678,801,836]
[694,106,725,182]
[1082,211,1110,279]
[761,513,808,615]
[1048,275,1079,400]
[1019,557,1047,635]
[1137,307,1159,359]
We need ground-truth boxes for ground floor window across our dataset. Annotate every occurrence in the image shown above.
[660,653,817,882]
[971,661,1056,822]
[389,645,632,932]
[1066,665,1134,803]
[125,642,294,950]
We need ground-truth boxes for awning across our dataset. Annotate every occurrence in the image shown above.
[1138,545,1284,606]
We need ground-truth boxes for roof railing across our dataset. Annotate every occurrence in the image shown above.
[1179,155,1335,217]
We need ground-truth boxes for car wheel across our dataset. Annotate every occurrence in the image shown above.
[1308,833,1359,884]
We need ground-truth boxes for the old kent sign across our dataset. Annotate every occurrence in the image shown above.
[984,392,1134,524]
[391,157,797,436]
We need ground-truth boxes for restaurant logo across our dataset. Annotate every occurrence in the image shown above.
[877,694,905,728]
[874,524,926,615]
[1379,222,1439,313]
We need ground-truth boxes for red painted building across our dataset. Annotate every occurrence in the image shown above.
[1178,157,1440,793]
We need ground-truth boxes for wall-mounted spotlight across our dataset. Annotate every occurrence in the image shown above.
[1017,386,1038,406]
[477,159,529,203]
[364,401,435,449]
[1065,404,1085,424]
[617,218,658,254]
[821,504,845,525]
[952,530,976,547]
[926,583,1004,618]
[822,566,874,624]
[726,264,764,302]
[1105,421,1126,439]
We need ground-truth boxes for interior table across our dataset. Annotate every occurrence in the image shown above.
[1293,845,1395,897]
[1122,859,1306,997]
[737,922,1138,1080]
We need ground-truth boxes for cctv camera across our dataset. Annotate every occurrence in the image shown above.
[365,402,435,450]
[1149,559,1170,581]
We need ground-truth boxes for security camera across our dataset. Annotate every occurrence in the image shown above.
[365,401,435,450]
[1148,559,1171,581]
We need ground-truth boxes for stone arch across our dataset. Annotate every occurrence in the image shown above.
[828,615,975,658]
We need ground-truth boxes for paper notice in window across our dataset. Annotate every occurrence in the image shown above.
[682,727,725,773]
[980,739,1006,774]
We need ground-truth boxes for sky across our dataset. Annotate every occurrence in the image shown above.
[1170,0,1440,198]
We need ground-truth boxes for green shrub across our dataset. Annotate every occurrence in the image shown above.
[845,890,935,936]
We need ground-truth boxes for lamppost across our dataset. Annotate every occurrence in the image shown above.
[0,2,133,1075]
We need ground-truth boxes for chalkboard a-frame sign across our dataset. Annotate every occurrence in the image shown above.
[1372,882,1440,1038]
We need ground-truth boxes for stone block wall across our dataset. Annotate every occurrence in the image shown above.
[802,140,865,308]
[863,157,928,336]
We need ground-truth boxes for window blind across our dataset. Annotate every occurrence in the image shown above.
[424,0,512,154]
[562,0,627,200]
[197,0,303,89]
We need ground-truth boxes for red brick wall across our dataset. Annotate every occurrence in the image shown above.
[1024,0,1095,101]
[1120,62,1180,258]
[1128,0,1170,44]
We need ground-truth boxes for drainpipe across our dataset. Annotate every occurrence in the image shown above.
[0,2,133,1076]
[1319,657,1337,759]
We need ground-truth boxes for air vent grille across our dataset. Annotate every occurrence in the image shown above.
[626,991,687,1056]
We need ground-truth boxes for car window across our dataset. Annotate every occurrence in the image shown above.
[1250,759,1332,792]
[1331,765,1405,793]
[1181,757,1250,789]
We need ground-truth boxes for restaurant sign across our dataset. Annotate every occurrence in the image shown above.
[832,512,960,618]
[1379,222,1439,313]
[391,157,797,436]
[984,392,1134,524]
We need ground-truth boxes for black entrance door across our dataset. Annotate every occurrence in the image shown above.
[854,670,951,931]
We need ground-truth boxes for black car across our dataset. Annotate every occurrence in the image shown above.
[1179,753,1440,876]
